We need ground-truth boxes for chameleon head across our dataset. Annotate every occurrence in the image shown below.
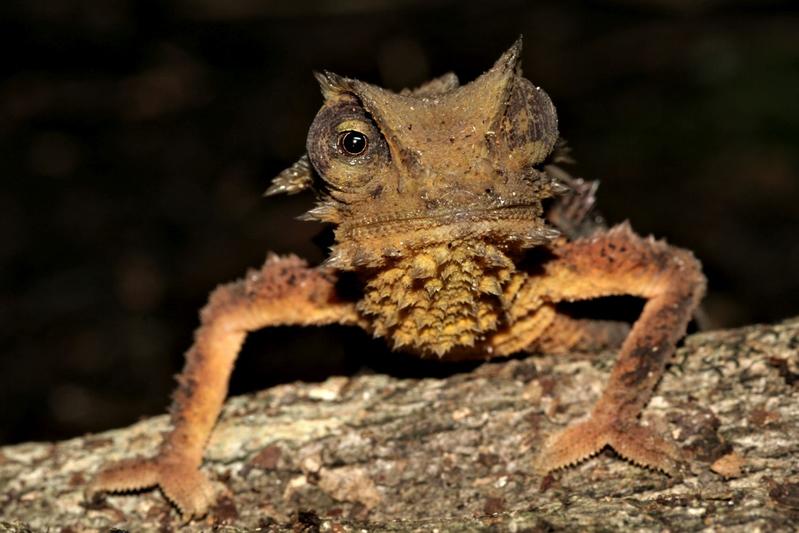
[304,38,562,270]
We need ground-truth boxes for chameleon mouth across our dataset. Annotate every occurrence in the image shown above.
[344,203,545,234]
[327,204,558,269]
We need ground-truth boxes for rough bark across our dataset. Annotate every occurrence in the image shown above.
[1,319,798,532]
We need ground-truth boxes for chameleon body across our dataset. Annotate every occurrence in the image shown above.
[88,39,706,519]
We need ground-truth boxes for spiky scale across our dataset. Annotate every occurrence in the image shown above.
[410,254,438,279]
[357,239,515,356]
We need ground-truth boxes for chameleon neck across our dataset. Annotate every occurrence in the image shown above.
[358,239,518,356]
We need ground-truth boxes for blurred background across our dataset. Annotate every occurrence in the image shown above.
[1,0,797,445]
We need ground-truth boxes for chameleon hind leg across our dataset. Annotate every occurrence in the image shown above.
[494,223,705,474]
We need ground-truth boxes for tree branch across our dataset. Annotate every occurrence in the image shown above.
[2,319,798,530]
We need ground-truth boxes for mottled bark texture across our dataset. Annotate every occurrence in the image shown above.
[2,319,798,531]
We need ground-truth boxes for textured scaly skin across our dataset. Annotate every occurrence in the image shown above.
[359,240,514,355]
[87,39,706,521]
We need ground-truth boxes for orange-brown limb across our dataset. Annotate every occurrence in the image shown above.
[508,223,705,474]
[87,254,359,520]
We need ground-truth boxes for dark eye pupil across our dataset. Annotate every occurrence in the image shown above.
[339,130,368,156]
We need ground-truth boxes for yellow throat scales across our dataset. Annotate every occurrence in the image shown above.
[358,239,519,356]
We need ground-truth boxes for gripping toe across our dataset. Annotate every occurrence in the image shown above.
[87,458,161,498]
[605,421,683,474]
[535,417,683,476]
[534,418,610,474]
[87,456,217,521]
[157,460,216,520]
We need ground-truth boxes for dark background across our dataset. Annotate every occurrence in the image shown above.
[1,0,797,445]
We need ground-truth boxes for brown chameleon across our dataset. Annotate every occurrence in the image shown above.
[88,39,706,519]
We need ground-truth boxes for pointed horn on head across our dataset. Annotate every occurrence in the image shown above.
[313,70,350,100]
[474,36,524,94]
[494,35,524,76]
[477,36,559,168]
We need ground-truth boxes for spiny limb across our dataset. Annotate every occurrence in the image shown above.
[88,254,360,520]
[524,223,705,474]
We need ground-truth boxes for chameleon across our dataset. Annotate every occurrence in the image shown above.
[87,38,706,520]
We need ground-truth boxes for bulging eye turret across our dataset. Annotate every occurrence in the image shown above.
[306,94,390,192]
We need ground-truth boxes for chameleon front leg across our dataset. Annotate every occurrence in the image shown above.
[508,223,704,474]
[87,254,359,519]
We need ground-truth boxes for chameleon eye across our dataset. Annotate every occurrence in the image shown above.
[338,130,368,156]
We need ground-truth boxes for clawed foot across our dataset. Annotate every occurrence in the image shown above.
[86,456,217,521]
[534,415,684,476]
